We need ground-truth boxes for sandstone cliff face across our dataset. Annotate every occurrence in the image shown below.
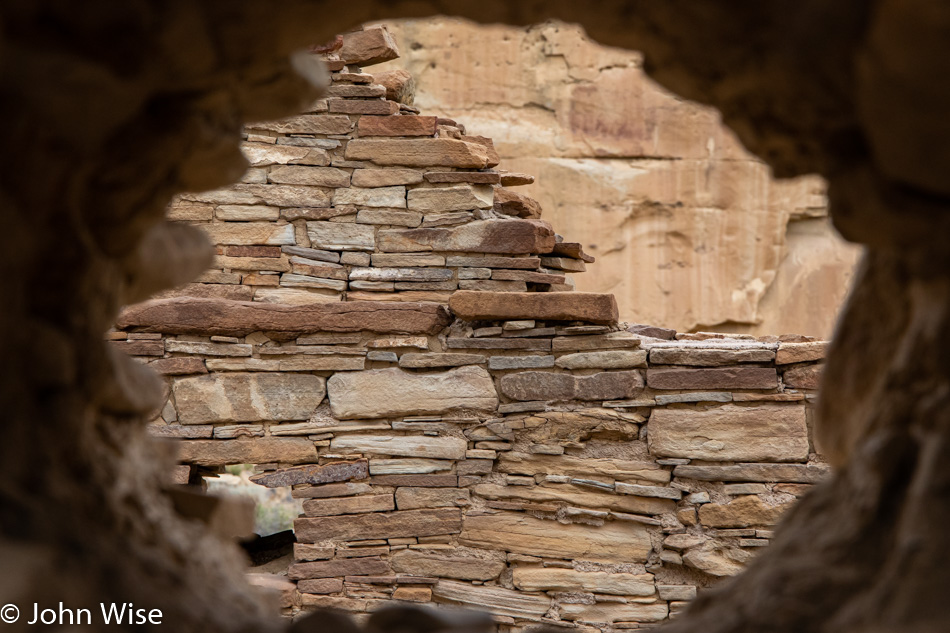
[371,19,861,337]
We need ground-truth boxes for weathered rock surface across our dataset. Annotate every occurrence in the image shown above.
[329,435,468,460]
[249,460,368,488]
[391,549,504,581]
[295,508,462,542]
[512,568,655,596]
[560,602,669,624]
[117,298,452,336]
[345,138,500,168]
[431,580,551,619]
[555,350,648,369]
[327,366,498,419]
[459,512,651,563]
[377,220,555,254]
[172,373,324,424]
[450,291,619,324]
[499,370,643,401]
[698,496,795,528]
[649,404,809,462]
[288,557,391,581]
[647,367,778,390]
[176,438,317,466]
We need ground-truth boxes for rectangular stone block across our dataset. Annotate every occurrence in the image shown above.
[369,459,453,475]
[172,373,325,424]
[649,404,809,462]
[459,512,651,563]
[249,460,369,488]
[333,185,406,208]
[339,26,400,66]
[330,435,467,460]
[649,347,776,366]
[200,222,295,246]
[177,438,317,466]
[358,116,439,137]
[248,114,353,135]
[398,353,485,368]
[555,350,647,369]
[295,508,462,542]
[488,355,556,370]
[391,549,504,581]
[289,557,391,581]
[499,370,643,401]
[370,474,458,487]
[378,220,555,254]
[306,221,376,251]
[395,487,470,510]
[450,291,618,325]
[445,256,540,269]
[407,185,493,212]
[430,579,550,619]
[512,568,655,596]
[498,453,669,484]
[472,483,673,516]
[672,463,829,483]
[560,602,669,624]
[647,367,778,390]
[327,366,498,419]
[350,267,453,282]
[352,168,425,187]
[303,494,395,517]
[345,138,499,168]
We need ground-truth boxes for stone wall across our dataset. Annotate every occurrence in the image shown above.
[367,19,862,338]
[111,26,829,628]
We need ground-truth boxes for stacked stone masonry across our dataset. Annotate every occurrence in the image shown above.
[116,26,829,629]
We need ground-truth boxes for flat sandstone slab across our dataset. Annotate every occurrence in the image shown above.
[173,372,324,424]
[377,220,555,254]
[647,367,778,390]
[327,366,498,419]
[345,138,499,168]
[177,438,317,466]
[459,512,651,563]
[649,404,809,462]
[295,508,462,542]
[117,297,451,336]
[449,291,618,325]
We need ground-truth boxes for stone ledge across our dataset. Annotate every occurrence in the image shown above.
[117,297,452,336]
[448,291,619,325]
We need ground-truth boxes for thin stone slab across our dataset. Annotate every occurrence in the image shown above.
[295,508,462,542]
[488,355,555,370]
[306,221,376,251]
[302,494,395,517]
[649,347,776,366]
[288,557,391,581]
[655,391,733,405]
[249,460,369,488]
[647,367,778,390]
[512,568,655,596]
[391,550,504,581]
[447,338,551,351]
[399,353,486,368]
[407,185,493,212]
[345,138,499,168]
[450,291,618,325]
[117,298,452,336]
[555,350,647,369]
[378,220,555,254]
[431,579,551,619]
[499,370,644,401]
[672,463,830,483]
[649,404,809,462]
[329,435,468,460]
[177,438,317,466]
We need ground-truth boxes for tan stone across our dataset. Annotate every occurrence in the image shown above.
[326,366,497,419]
[378,219,554,254]
[288,557,391,581]
[784,364,823,389]
[297,578,344,594]
[560,602,669,624]
[682,547,755,577]
[172,373,324,424]
[302,494,395,517]
[459,512,651,563]
[352,169,424,187]
[306,221,375,251]
[395,487,470,510]
[247,114,352,135]
[498,453,670,484]
[499,370,643,401]
[339,27,400,66]
[295,508,462,542]
[431,579,550,619]
[333,186,406,208]
[199,222,294,246]
[358,116,438,137]
[249,460,368,487]
[407,185,493,212]
[698,495,795,528]
[372,69,416,104]
[177,438,316,466]
[268,166,350,188]
[493,187,542,219]
[649,404,809,462]
[672,463,829,484]
[390,549,504,581]
[776,341,828,364]
[118,297,451,336]
[472,483,673,516]
[345,138,499,168]
[511,568,655,596]
[329,435,468,460]
[646,367,778,390]
[215,205,280,221]
[449,291,618,324]
[649,347,776,366]
[555,350,648,370]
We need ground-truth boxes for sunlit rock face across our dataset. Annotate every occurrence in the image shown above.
[372,18,861,337]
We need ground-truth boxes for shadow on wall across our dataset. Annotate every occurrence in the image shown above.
[368,18,863,337]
